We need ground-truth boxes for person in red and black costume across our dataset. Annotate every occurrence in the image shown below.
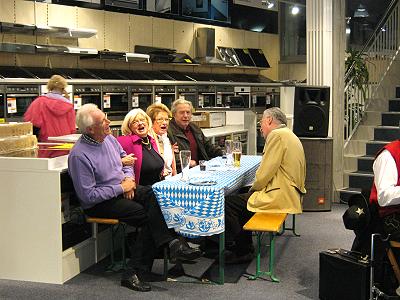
[370,140,400,238]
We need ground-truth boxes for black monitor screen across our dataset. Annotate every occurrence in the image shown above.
[233,49,255,67]
[248,48,270,68]
[231,4,278,34]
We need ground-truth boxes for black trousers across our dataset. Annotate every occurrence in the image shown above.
[224,192,255,255]
[84,185,173,271]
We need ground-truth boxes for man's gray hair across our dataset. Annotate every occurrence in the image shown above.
[76,103,99,133]
[171,98,193,116]
[263,107,287,126]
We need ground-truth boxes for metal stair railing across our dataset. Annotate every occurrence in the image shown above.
[344,0,400,148]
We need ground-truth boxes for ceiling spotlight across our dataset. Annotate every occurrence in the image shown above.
[291,5,300,15]
[262,0,275,9]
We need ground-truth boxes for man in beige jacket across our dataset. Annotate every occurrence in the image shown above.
[224,107,306,264]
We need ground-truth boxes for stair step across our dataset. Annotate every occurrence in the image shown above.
[357,155,374,172]
[382,112,400,126]
[339,187,362,204]
[374,126,400,141]
[348,171,374,190]
[365,141,388,156]
[389,99,400,112]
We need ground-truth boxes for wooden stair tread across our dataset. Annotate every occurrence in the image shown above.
[243,212,287,232]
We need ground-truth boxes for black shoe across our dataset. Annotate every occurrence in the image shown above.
[169,239,203,264]
[121,274,151,292]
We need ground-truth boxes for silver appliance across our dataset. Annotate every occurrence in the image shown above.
[102,86,129,120]
[130,86,153,111]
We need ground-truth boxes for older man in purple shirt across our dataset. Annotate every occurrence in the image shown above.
[68,104,201,292]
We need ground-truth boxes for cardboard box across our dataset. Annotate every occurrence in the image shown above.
[192,111,226,128]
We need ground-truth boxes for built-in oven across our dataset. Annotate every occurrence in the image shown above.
[251,86,280,113]
[216,86,234,107]
[155,86,176,109]
[73,86,101,110]
[177,86,197,107]
[0,86,5,121]
[5,85,40,121]
[102,85,129,120]
[233,86,251,108]
[130,86,153,111]
[197,85,216,108]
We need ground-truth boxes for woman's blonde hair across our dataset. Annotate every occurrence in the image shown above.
[121,108,152,136]
[146,103,172,121]
[47,75,67,92]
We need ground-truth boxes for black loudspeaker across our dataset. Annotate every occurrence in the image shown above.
[293,86,330,137]
[319,251,370,300]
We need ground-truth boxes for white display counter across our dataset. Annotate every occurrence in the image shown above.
[0,150,110,284]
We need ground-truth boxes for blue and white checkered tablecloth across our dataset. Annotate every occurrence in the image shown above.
[152,155,262,237]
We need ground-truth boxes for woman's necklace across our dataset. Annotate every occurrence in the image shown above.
[141,136,152,150]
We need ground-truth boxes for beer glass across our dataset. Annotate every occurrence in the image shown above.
[179,150,191,181]
[225,139,233,166]
[232,141,242,168]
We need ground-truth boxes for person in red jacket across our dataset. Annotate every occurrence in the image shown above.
[370,140,400,237]
[24,75,76,142]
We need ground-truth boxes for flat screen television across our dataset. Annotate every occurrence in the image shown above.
[231,4,278,34]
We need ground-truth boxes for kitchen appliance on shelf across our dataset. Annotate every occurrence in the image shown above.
[73,85,101,111]
[5,85,40,121]
[102,85,129,120]
[216,85,234,107]
[154,85,176,109]
[233,86,251,108]
[177,86,197,107]
[130,86,153,111]
[197,85,216,108]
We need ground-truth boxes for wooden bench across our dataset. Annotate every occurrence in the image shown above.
[243,212,298,282]
[86,217,128,271]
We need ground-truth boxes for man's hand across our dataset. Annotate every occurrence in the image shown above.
[123,189,135,200]
[121,177,136,192]
[121,154,137,166]
[172,142,179,153]
[190,159,197,168]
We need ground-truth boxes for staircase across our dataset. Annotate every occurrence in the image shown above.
[340,0,400,202]
[340,87,400,203]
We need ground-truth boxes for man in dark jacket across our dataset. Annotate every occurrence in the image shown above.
[167,99,222,172]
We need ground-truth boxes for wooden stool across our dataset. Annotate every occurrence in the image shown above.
[387,240,400,285]
[86,217,128,271]
[243,212,287,282]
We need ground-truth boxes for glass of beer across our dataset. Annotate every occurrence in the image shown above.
[232,141,242,168]
[179,150,191,181]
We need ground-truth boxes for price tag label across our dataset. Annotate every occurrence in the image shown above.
[103,94,111,108]
[217,94,222,105]
[7,97,17,113]
[155,95,162,103]
[132,95,139,107]
[74,95,82,110]
[198,95,204,107]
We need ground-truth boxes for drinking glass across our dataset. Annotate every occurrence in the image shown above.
[232,141,242,168]
[179,150,191,181]
[225,139,233,166]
